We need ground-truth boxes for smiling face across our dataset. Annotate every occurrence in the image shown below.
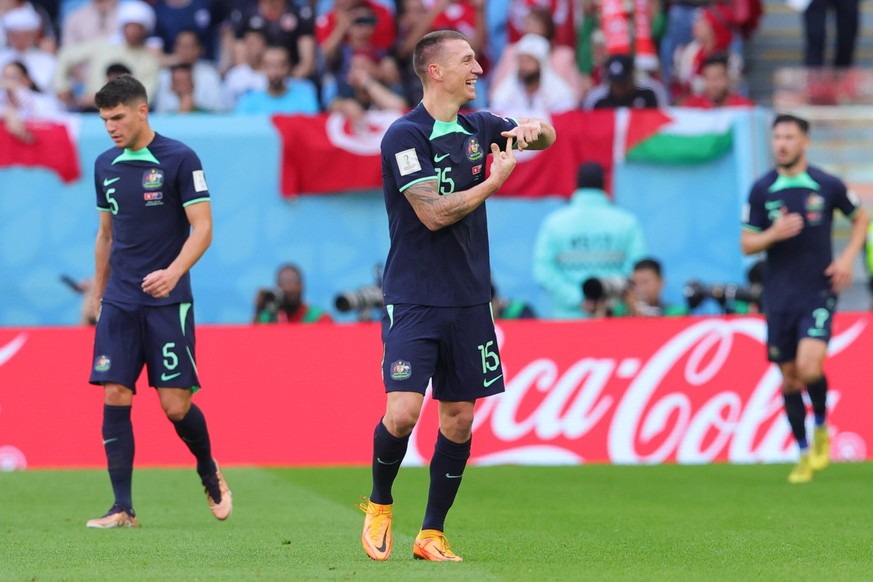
[431,38,483,104]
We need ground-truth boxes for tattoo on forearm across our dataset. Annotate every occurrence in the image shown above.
[405,180,473,227]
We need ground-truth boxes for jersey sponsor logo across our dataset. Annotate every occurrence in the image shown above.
[103,177,120,187]
[472,165,482,176]
[144,191,164,207]
[193,170,208,192]
[94,355,111,372]
[390,359,412,381]
[142,169,164,190]
[395,148,421,176]
[465,137,483,161]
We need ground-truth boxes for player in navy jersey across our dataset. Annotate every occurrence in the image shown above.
[85,75,231,528]
[359,30,556,562]
[741,114,868,484]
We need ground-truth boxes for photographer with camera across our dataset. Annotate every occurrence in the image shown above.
[533,161,647,318]
[253,263,332,324]
[610,258,688,317]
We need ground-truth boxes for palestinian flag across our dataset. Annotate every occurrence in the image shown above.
[618,108,735,165]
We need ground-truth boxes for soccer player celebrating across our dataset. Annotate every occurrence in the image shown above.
[741,114,868,484]
[86,75,231,528]
[359,30,556,561]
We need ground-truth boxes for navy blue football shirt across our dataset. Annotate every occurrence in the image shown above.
[743,166,860,311]
[94,133,210,306]
[381,103,517,306]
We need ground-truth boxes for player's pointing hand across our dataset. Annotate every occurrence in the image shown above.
[489,138,517,186]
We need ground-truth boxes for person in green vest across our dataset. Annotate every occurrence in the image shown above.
[611,258,688,317]
[490,281,536,320]
[253,263,332,323]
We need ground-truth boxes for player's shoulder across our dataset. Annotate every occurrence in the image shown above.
[94,147,118,170]
[750,169,778,193]
[151,133,198,159]
[807,165,846,191]
[382,108,430,148]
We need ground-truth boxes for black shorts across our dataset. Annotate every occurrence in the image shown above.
[766,297,836,363]
[90,301,200,392]
[381,303,505,402]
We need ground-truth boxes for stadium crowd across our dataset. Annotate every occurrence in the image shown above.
[0,0,767,121]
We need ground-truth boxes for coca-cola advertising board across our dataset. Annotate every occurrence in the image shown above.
[0,315,870,470]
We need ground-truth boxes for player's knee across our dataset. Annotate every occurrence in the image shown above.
[440,409,474,439]
[103,384,132,405]
[781,377,804,393]
[162,402,190,422]
[384,408,420,436]
[796,364,823,386]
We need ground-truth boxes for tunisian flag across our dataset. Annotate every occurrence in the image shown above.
[272,109,729,198]
[0,120,81,183]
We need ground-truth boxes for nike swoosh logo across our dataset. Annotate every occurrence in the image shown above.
[161,372,182,381]
[375,530,389,553]
[376,457,401,465]
[445,473,463,479]
[483,374,503,388]
[434,153,450,162]
[103,177,120,187]
[102,438,118,445]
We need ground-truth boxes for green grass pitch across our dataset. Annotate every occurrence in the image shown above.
[2,463,872,581]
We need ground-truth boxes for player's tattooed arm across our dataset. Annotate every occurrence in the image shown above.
[405,179,491,231]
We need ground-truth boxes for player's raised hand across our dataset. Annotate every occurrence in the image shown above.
[501,121,542,150]
[489,137,517,185]
[771,207,804,241]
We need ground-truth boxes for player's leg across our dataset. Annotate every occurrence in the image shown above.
[798,336,830,471]
[361,304,437,560]
[147,303,231,520]
[780,361,813,483]
[413,400,473,562]
[87,302,143,528]
[414,303,505,561]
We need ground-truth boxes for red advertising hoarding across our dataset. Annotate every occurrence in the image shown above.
[1,315,870,469]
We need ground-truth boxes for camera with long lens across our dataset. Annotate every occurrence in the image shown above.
[334,263,384,321]
[683,281,763,312]
[255,288,287,322]
[582,276,630,302]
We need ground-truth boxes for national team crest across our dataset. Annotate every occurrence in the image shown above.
[466,138,483,162]
[390,360,412,381]
[806,192,824,225]
[142,168,164,189]
[94,355,111,372]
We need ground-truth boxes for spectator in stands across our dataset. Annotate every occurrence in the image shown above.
[582,53,665,109]
[491,280,537,319]
[490,33,577,118]
[229,0,315,80]
[61,0,118,46]
[152,0,227,63]
[533,161,648,319]
[221,25,268,109]
[0,0,55,52]
[0,6,55,93]
[53,0,160,111]
[681,52,753,108]
[395,0,487,63]
[491,7,584,103]
[153,30,222,113]
[393,0,428,105]
[234,44,318,114]
[1,60,60,141]
[253,263,332,323]
[506,0,576,48]
[804,0,859,68]
[316,0,395,67]
[672,4,738,101]
[318,4,399,109]
[611,258,688,316]
[329,52,406,125]
[658,0,710,89]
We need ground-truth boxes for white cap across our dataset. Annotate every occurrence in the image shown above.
[117,1,155,34]
[515,34,550,64]
[2,7,41,32]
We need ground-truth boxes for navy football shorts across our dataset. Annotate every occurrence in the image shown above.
[381,303,506,402]
[90,301,200,392]
[766,297,836,363]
